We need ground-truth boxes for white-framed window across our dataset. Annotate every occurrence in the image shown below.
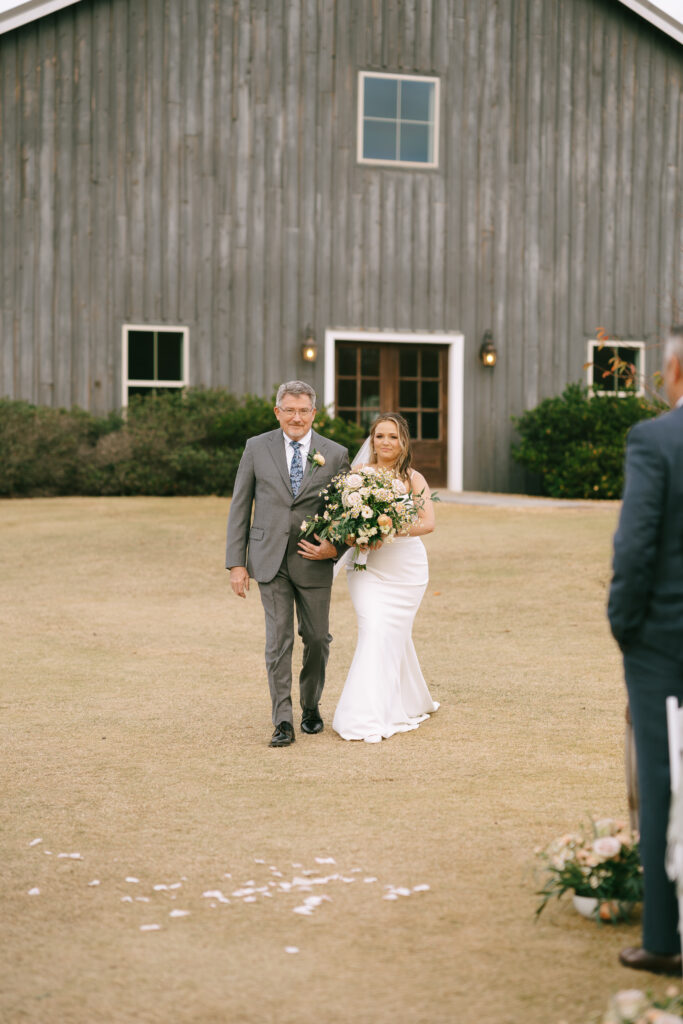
[121,324,189,406]
[357,71,439,168]
[586,340,645,397]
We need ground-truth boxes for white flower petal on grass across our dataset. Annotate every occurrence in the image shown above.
[363,877,378,884]
[139,924,161,932]
[120,896,133,903]
[153,884,168,891]
[254,858,265,864]
[125,877,140,884]
[44,851,52,855]
[383,893,399,901]
[169,910,190,918]
[135,897,150,903]
[263,892,273,898]
[284,946,300,954]
[243,896,257,903]
[58,853,82,860]
[279,882,292,891]
[350,868,362,873]
[412,884,430,893]
[202,890,230,904]
[28,887,40,896]
[339,877,356,883]
[223,873,232,879]
[394,888,411,897]
[29,838,43,847]
[88,880,100,887]
[232,888,256,897]
[314,857,336,865]
[293,906,313,915]
[291,863,302,868]
[168,883,182,890]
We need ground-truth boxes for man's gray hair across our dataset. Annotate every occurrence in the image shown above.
[276,380,317,408]
[664,326,683,367]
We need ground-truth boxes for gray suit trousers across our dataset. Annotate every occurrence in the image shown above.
[258,553,332,726]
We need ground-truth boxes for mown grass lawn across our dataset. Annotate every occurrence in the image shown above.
[0,496,669,1024]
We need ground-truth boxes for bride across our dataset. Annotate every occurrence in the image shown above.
[332,413,439,743]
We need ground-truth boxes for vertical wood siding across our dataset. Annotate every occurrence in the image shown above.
[0,0,682,489]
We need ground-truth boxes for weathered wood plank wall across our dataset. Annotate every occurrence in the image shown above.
[0,0,682,490]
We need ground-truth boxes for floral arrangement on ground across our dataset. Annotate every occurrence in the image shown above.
[596,986,683,1024]
[300,466,423,570]
[535,816,643,922]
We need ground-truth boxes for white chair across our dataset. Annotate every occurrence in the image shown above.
[666,695,683,961]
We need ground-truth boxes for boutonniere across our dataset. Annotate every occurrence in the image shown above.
[307,448,326,473]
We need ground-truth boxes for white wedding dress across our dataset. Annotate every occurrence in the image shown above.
[332,532,439,743]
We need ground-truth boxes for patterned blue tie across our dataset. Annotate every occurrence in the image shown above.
[290,441,303,496]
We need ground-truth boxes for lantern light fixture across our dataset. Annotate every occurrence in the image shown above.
[301,326,318,363]
[479,330,497,367]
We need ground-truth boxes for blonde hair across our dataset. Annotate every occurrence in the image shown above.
[369,413,413,481]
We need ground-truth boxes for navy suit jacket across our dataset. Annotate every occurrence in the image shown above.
[608,404,683,659]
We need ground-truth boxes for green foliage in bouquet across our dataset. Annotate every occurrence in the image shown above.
[300,466,424,570]
[535,817,643,920]
[511,383,664,499]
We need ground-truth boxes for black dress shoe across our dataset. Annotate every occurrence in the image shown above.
[269,721,295,747]
[301,708,324,734]
[619,946,682,976]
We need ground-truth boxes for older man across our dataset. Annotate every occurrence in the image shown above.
[226,381,350,747]
[608,326,683,975]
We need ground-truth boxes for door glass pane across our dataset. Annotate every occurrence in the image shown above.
[399,380,418,407]
[402,411,418,438]
[421,412,440,439]
[364,77,398,119]
[421,380,439,409]
[157,332,183,381]
[338,409,358,425]
[399,348,418,377]
[361,347,380,376]
[400,80,433,122]
[360,379,380,408]
[128,331,154,380]
[360,408,379,431]
[364,120,397,161]
[337,345,357,376]
[337,379,357,407]
[421,348,439,377]
[399,123,430,163]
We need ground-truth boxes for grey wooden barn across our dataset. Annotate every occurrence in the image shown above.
[1,0,682,490]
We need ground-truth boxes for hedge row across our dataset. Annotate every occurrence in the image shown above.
[0,389,366,497]
[511,383,664,499]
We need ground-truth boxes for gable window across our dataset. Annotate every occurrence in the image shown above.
[122,324,189,406]
[357,72,439,168]
[586,340,645,397]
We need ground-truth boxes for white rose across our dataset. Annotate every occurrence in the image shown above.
[593,837,621,860]
[392,478,407,495]
[347,491,363,507]
[346,473,363,489]
[301,520,308,530]
[363,466,376,475]
[610,990,649,1021]
[359,487,371,497]
[313,452,325,466]
[360,505,373,519]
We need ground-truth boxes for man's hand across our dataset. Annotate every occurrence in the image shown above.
[297,534,338,561]
[230,566,250,598]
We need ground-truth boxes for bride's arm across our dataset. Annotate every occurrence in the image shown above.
[406,471,435,536]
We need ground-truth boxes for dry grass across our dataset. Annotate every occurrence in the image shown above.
[0,497,672,1024]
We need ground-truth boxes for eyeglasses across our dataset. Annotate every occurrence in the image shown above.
[278,407,314,417]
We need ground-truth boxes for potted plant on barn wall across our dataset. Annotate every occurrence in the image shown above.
[535,817,643,923]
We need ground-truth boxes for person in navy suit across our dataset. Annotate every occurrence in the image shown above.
[608,325,683,975]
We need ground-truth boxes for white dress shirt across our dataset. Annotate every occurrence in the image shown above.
[283,429,312,472]
[676,396,683,408]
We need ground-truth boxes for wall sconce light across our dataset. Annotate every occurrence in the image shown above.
[301,326,318,363]
[479,330,497,367]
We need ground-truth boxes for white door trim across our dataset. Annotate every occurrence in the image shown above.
[323,328,464,492]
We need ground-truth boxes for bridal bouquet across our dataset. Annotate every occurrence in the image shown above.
[535,816,643,921]
[300,466,421,570]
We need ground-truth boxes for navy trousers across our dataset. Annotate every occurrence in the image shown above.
[624,643,683,955]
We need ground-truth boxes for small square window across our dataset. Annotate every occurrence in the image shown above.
[122,325,189,407]
[358,72,439,168]
[586,340,645,397]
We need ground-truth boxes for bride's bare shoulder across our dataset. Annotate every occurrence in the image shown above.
[408,468,429,491]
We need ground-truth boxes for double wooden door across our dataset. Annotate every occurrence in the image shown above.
[334,340,448,486]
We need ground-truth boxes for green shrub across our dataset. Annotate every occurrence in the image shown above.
[0,389,366,497]
[511,383,664,499]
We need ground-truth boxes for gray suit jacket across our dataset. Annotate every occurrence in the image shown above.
[225,428,351,586]
[608,405,683,658]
